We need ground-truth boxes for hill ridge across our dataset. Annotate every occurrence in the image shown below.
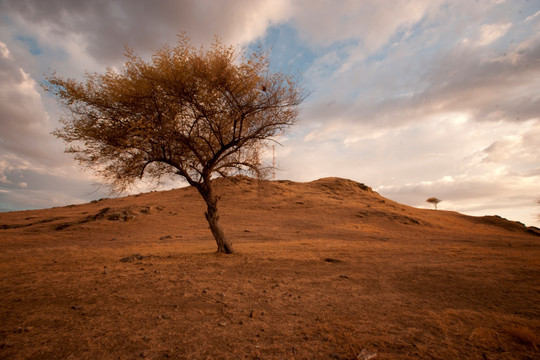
[1,176,538,238]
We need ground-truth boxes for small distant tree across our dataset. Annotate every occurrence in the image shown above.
[45,35,305,254]
[426,197,441,210]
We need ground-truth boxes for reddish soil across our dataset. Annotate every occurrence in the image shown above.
[0,177,538,359]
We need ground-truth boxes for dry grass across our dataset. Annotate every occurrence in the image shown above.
[504,325,538,349]
[0,177,538,359]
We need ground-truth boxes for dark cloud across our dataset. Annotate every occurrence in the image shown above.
[1,0,290,64]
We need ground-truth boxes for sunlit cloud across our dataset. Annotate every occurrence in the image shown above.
[462,22,512,47]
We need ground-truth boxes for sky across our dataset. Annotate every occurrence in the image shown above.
[0,0,539,225]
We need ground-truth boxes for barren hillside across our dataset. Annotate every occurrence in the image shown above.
[1,177,538,359]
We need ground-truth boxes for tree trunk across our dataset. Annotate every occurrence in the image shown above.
[199,185,234,254]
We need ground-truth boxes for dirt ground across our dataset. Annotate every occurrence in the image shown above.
[0,177,539,359]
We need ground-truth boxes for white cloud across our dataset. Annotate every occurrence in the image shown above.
[0,42,11,58]
[0,40,111,210]
[0,41,59,163]
[464,22,512,47]
[291,0,441,53]
[378,173,540,225]
[525,9,540,22]
[372,119,540,225]
[299,10,540,137]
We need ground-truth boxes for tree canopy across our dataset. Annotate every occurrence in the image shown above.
[46,35,306,253]
[426,197,442,209]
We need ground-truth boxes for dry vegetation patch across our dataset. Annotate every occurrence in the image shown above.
[0,178,538,359]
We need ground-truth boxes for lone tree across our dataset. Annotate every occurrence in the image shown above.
[426,197,442,210]
[45,36,305,254]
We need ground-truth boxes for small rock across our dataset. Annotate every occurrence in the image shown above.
[324,258,342,263]
[339,274,349,279]
[120,254,143,262]
[249,310,255,318]
[358,348,377,360]
[139,207,151,214]
[55,223,72,231]
[71,305,83,311]
[218,321,227,327]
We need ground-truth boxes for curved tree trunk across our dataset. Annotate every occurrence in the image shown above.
[199,183,234,254]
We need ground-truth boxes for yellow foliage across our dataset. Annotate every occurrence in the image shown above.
[45,34,305,192]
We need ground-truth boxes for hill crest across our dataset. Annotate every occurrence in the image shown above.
[1,176,538,239]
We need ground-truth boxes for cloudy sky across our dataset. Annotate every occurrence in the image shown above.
[1,0,539,225]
